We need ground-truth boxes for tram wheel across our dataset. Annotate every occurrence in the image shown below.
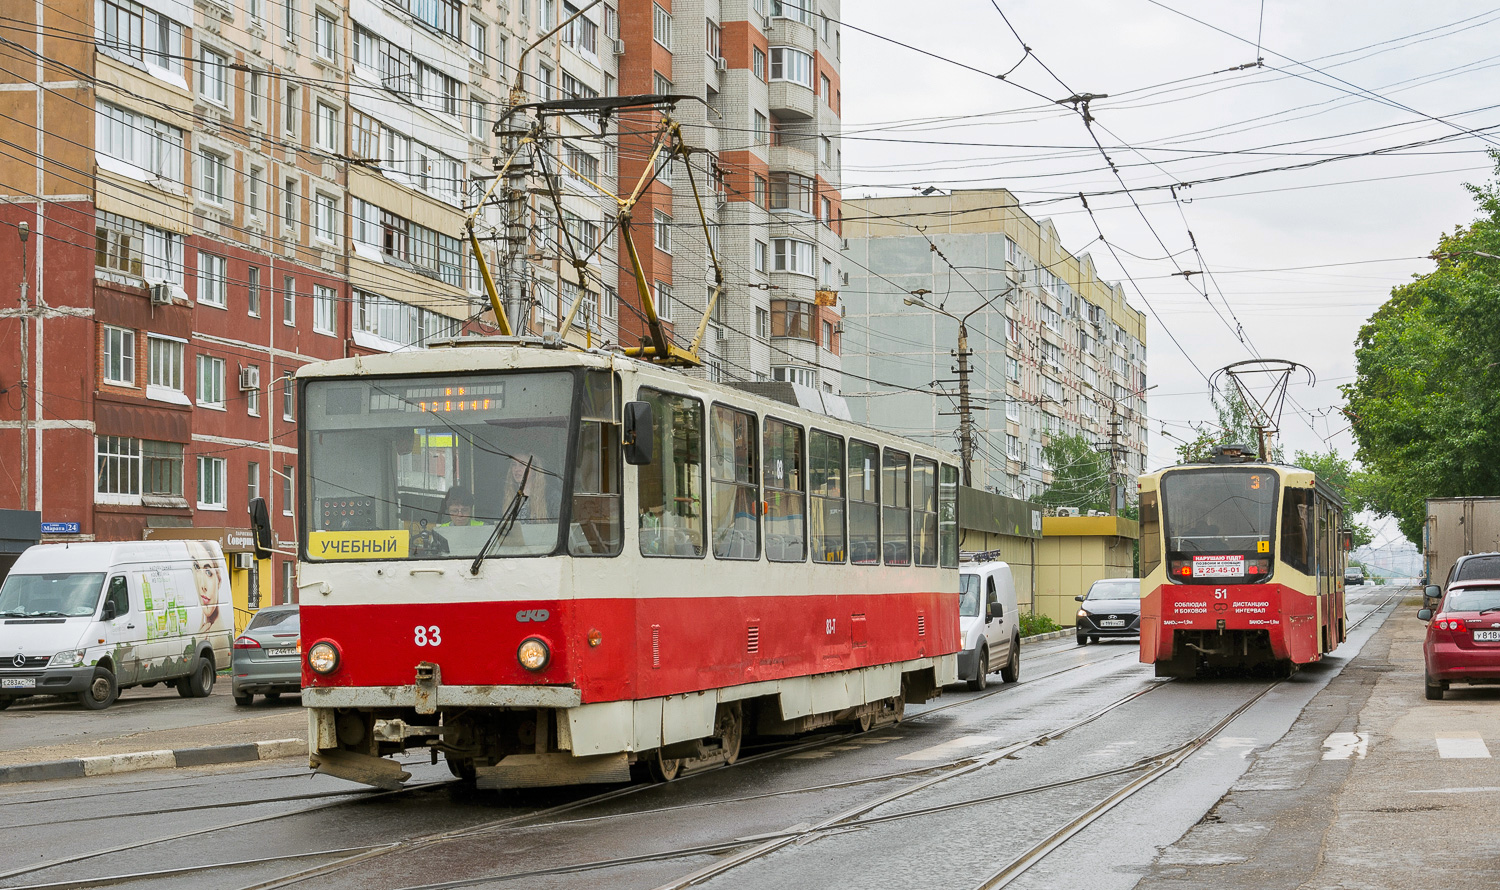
[717,702,743,766]
[445,754,477,782]
[648,751,682,783]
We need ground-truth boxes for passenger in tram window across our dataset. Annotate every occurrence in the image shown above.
[503,452,562,520]
[438,487,484,527]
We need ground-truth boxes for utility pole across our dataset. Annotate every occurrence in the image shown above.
[1106,404,1122,515]
[954,321,974,487]
[2,221,92,512]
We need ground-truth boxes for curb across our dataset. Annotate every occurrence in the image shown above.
[1020,628,1075,645]
[0,738,305,786]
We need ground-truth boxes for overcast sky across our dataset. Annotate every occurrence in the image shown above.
[840,1,1497,551]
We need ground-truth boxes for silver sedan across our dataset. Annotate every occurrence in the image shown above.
[231,605,301,706]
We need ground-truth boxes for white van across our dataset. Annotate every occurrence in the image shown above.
[0,541,233,710]
[957,560,1020,690]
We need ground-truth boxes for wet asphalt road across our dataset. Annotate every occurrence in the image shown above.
[0,589,1402,890]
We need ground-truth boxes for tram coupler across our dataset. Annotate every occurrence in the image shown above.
[414,661,441,714]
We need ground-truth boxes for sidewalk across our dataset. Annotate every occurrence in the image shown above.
[1142,598,1500,889]
[0,686,307,784]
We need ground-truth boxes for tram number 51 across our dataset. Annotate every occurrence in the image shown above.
[1214,589,1228,600]
[414,625,442,646]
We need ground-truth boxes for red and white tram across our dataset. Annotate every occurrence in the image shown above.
[1138,445,1350,679]
[294,341,961,788]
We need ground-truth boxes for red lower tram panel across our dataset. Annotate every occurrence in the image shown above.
[301,591,960,702]
[1140,583,1343,677]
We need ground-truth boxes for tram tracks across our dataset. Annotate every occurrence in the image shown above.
[1,595,1401,890]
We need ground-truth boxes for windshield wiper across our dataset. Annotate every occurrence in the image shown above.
[470,458,533,575]
[0,610,25,617]
[1479,607,1500,615]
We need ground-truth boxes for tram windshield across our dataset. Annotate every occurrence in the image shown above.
[301,370,620,561]
[1161,468,1279,584]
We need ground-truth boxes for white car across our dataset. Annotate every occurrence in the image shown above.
[957,561,1021,690]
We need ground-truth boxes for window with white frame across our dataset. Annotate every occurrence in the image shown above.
[197,252,227,306]
[282,176,298,234]
[96,436,141,500]
[538,63,554,100]
[773,238,814,275]
[314,11,337,60]
[769,47,813,87]
[653,281,672,321]
[753,46,766,80]
[198,149,228,205]
[821,258,833,287]
[756,306,769,339]
[248,461,260,501]
[1006,434,1021,461]
[147,335,184,394]
[314,101,338,150]
[706,18,720,59]
[284,83,298,135]
[196,354,225,409]
[248,0,264,26]
[354,289,460,346]
[249,166,265,219]
[197,456,226,509]
[284,0,297,41]
[771,0,814,25]
[95,213,185,285]
[98,0,185,75]
[95,102,184,184]
[199,46,228,104]
[313,284,337,333]
[562,3,598,53]
[469,19,487,63]
[654,210,672,252]
[653,71,671,95]
[753,110,768,145]
[245,366,260,415]
[282,276,296,325]
[314,192,338,242]
[103,326,135,386]
[282,375,295,419]
[755,240,768,273]
[653,3,671,48]
[469,98,487,140]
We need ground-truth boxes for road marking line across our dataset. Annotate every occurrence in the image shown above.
[1436,733,1492,759]
[784,751,834,759]
[1321,732,1368,760]
[896,735,1000,761]
[1408,786,1500,794]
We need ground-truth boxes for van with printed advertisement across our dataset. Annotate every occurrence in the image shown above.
[0,540,233,710]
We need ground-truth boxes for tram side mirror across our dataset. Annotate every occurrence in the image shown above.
[248,497,274,558]
[1417,608,1433,622]
[622,401,654,466]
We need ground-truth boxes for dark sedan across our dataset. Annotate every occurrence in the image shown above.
[232,605,301,706]
[1076,578,1141,645]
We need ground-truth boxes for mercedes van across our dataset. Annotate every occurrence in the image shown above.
[0,540,233,709]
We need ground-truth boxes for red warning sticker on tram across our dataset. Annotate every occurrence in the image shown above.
[1192,555,1245,577]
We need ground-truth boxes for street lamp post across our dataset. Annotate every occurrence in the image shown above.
[17,222,29,511]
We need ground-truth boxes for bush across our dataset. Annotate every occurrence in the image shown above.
[1018,612,1061,637]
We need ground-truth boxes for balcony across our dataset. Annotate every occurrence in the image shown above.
[769,80,817,120]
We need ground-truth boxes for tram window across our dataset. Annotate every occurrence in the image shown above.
[636,388,705,558]
[764,418,806,562]
[810,430,846,563]
[570,371,623,556]
[1138,490,1161,576]
[913,457,938,567]
[882,449,910,566]
[1280,488,1312,574]
[1316,497,1330,588]
[710,405,759,560]
[938,463,959,568]
[848,439,880,565]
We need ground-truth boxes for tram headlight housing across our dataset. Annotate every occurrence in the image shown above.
[517,637,551,672]
[307,641,341,675]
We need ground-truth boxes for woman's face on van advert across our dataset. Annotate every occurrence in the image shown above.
[192,560,218,606]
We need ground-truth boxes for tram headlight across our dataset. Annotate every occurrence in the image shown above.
[307,641,341,675]
[517,637,551,672]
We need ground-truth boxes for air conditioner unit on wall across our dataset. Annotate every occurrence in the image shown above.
[233,552,256,569]
[149,283,173,305]
[238,366,260,391]
[613,38,626,55]
[1056,507,1080,517]
[715,56,727,72]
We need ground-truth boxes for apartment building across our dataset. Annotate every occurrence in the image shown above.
[0,0,619,601]
[612,0,843,390]
[842,189,1150,502]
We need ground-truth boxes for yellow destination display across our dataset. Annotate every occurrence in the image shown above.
[309,530,410,560]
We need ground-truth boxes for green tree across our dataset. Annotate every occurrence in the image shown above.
[1036,434,1111,514]
[1342,151,1500,545]
[1290,448,1374,548]
[1173,388,1285,464]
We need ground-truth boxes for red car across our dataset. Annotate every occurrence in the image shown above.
[1420,581,1500,700]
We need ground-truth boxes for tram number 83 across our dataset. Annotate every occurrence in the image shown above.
[414,625,442,646]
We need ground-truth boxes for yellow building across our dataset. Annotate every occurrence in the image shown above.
[1034,516,1138,627]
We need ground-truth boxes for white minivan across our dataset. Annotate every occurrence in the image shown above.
[957,560,1021,690]
[0,541,233,710]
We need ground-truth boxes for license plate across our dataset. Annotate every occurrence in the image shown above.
[1474,630,1500,642]
[1193,556,1244,577]
[1101,619,1126,627]
[268,647,298,657]
[1,678,35,689]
